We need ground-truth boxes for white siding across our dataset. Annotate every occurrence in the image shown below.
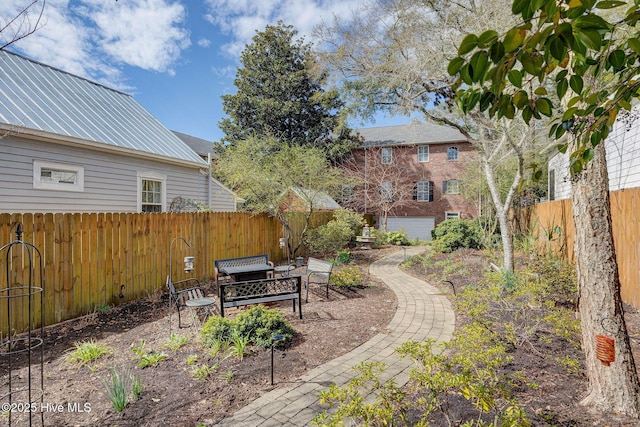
[384,216,435,240]
[548,106,640,200]
[0,136,237,212]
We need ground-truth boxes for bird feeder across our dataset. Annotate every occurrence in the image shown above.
[595,334,615,366]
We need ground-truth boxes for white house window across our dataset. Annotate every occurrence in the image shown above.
[443,179,460,194]
[445,211,461,219]
[413,181,434,201]
[447,146,459,160]
[33,160,84,192]
[381,147,392,164]
[418,145,429,162]
[380,181,393,201]
[138,172,166,212]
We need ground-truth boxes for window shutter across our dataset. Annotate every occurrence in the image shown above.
[429,181,434,202]
[442,180,447,194]
[413,182,417,200]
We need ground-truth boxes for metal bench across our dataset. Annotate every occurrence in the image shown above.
[166,277,215,331]
[214,254,274,284]
[303,257,334,303]
[219,276,302,319]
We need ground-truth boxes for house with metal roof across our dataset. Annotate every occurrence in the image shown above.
[346,122,478,240]
[0,50,237,213]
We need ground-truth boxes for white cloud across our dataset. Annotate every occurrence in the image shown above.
[5,0,190,90]
[203,0,364,58]
[197,38,211,48]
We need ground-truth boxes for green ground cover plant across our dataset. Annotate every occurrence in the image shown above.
[66,339,113,368]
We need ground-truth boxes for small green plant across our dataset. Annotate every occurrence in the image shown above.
[336,249,351,264]
[131,375,143,400]
[191,363,217,380]
[103,366,131,413]
[222,368,235,382]
[186,354,199,365]
[207,338,226,358]
[164,333,189,351]
[330,265,362,288]
[130,340,168,368]
[227,330,250,361]
[66,339,113,367]
[96,304,113,313]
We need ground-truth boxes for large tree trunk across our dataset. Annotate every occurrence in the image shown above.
[571,141,640,416]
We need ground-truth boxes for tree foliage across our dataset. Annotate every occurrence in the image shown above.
[218,21,356,162]
[214,135,343,256]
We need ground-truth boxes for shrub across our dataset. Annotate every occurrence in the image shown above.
[200,306,295,350]
[200,316,235,348]
[431,218,482,253]
[234,306,295,349]
[330,265,363,287]
[384,230,410,246]
[306,209,367,254]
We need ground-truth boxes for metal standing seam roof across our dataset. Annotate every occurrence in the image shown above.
[356,122,468,148]
[0,50,206,165]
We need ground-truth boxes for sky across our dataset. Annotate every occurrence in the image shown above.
[2,0,411,143]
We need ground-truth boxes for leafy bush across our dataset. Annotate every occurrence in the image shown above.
[431,218,482,253]
[374,229,410,246]
[200,306,295,350]
[306,209,366,254]
[235,306,295,348]
[200,316,235,348]
[330,265,363,287]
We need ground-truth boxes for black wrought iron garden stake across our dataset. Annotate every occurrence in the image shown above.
[1,223,45,426]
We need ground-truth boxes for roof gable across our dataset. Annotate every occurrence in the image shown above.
[357,122,467,148]
[0,50,204,165]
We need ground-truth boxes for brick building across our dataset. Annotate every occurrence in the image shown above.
[346,123,478,240]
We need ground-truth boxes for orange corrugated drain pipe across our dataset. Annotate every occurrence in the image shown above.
[596,334,615,366]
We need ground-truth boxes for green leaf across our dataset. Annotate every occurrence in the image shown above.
[557,78,569,99]
[513,90,529,108]
[507,69,523,88]
[596,1,626,8]
[573,14,611,30]
[459,34,479,55]
[582,148,595,162]
[521,51,543,75]
[522,106,533,124]
[534,87,548,95]
[570,158,583,174]
[469,51,489,81]
[556,69,569,82]
[504,28,526,52]
[460,64,473,85]
[448,57,466,76]
[478,30,499,46]
[489,41,505,63]
[628,38,640,54]
[558,143,568,154]
[512,0,529,14]
[607,49,626,69]
[569,75,584,94]
[535,97,553,116]
[574,28,603,50]
[549,35,568,61]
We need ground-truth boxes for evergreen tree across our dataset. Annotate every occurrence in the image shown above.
[218,22,355,162]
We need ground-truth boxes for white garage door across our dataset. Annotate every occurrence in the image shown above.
[384,217,435,240]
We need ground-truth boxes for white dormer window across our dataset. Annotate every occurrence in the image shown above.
[381,147,392,164]
[33,160,84,192]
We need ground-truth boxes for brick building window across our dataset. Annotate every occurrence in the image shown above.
[381,147,392,164]
[417,145,429,162]
[443,179,460,194]
[447,146,458,160]
[413,181,434,201]
[380,181,393,201]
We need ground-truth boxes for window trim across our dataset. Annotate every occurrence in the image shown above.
[443,179,460,195]
[381,147,392,164]
[445,211,461,220]
[33,160,84,192]
[413,180,434,202]
[447,146,459,161]
[417,145,430,162]
[137,172,166,213]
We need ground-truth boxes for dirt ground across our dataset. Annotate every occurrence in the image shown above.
[1,247,399,427]
[3,246,640,426]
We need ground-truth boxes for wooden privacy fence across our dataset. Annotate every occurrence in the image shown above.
[0,211,335,335]
[529,187,640,309]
